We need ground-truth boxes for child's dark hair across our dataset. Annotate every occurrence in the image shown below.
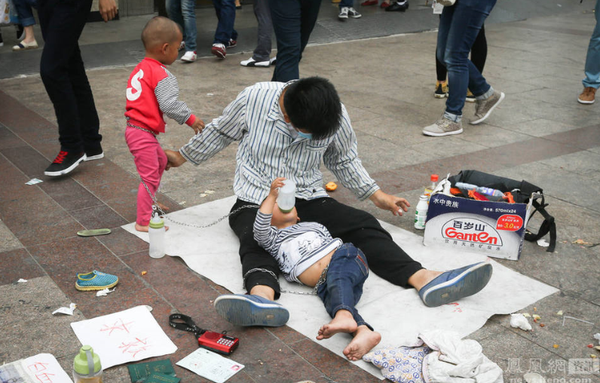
[283,77,342,140]
[141,16,181,50]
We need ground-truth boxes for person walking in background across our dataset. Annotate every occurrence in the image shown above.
[11,0,38,51]
[269,0,322,82]
[434,24,486,101]
[211,0,238,59]
[240,0,275,67]
[578,0,600,104]
[40,0,117,177]
[423,0,503,137]
[167,0,198,62]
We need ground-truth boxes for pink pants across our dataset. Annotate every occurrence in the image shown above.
[125,127,167,226]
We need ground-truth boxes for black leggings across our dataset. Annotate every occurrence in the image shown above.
[436,24,487,82]
[228,197,423,299]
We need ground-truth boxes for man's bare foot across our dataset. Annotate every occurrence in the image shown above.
[408,269,443,291]
[316,310,357,340]
[135,223,169,232]
[343,325,381,361]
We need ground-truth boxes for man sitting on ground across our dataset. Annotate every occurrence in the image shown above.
[165,77,493,328]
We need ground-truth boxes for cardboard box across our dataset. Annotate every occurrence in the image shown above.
[423,194,532,260]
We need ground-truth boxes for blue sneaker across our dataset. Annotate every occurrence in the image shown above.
[214,294,290,327]
[75,270,119,291]
[418,262,492,307]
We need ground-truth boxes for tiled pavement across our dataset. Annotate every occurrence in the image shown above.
[1,2,600,383]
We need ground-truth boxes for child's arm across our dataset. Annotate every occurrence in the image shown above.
[154,70,202,134]
[253,178,286,252]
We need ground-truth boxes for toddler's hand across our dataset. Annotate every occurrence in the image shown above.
[191,119,205,135]
[270,177,286,196]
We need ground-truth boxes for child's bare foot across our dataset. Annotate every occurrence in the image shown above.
[343,325,381,361]
[157,202,170,212]
[316,310,357,340]
[135,223,169,232]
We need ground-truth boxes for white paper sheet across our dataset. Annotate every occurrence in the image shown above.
[0,353,73,383]
[70,305,177,369]
[123,196,559,378]
[176,348,244,383]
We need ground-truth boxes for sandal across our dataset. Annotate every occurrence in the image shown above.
[13,40,38,51]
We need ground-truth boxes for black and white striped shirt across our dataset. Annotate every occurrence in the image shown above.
[254,211,342,283]
[180,81,379,205]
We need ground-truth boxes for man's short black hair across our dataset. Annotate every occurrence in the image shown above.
[283,77,342,140]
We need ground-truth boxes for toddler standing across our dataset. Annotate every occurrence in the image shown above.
[125,16,204,232]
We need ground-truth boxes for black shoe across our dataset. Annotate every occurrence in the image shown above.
[385,1,409,11]
[44,151,85,177]
[84,146,104,161]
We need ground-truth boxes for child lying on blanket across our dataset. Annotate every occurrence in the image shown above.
[253,177,381,361]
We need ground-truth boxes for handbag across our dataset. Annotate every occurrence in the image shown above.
[0,0,11,26]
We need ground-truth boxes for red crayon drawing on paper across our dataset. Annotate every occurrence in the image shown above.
[100,318,134,335]
[448,302,462,313]
[27,361,49,373]
[119,337,151,357]
[34,372,56,383]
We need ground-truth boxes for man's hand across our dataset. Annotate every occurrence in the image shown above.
[369,190,410,216]
[99,0,118,22]
[191,119,205,135]
[164,149,187,170]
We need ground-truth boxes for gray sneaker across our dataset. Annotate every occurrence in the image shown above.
[422,117,463,137]
[470,91,505,125]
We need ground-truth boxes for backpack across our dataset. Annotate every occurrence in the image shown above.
[448,170,556,252]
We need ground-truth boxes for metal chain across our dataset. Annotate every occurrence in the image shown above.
[141,179,258,229]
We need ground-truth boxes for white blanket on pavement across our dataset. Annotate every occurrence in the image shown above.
[123,196,557,379]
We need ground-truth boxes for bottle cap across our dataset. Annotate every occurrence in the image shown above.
[431,174,439,182]
[149,210,164,229]
[73,345,101,376]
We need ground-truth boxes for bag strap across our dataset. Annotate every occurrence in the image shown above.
[524,196,556,252]
[168,313,206,336]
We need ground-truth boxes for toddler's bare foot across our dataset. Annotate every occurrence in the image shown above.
[343,325,381,361]
[316,310,357,340]
[135,223,169,232]
[157,202,170,211]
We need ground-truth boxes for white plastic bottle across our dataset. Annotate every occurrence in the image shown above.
[455,182,504,201]
[148,211,166,259]
[414,195,429,230]
[277,179,296,213]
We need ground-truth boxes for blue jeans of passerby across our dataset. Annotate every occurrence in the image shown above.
[340,0,353,8]
[437,0,497,119]
[212,0,237,45]
[13,0,37,27]
[167,0,197,52]
[38,0,102,153]
[583,0,600,89]
[252,0,273,62]
[316,243,372,329]
[268,0,322,82]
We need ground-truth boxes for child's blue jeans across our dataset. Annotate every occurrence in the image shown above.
[316,243,372,330]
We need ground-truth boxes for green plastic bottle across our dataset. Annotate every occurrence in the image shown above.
[73,345,103,383]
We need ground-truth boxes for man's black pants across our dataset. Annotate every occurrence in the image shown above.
[228,197,423,299]
[38,0,102,153]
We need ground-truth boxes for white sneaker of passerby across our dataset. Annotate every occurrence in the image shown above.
[181,51,197,63]
[338,7,349,19]
[240,57,271,67]
[347,7,362,18]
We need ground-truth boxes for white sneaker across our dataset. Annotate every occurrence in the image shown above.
[338,7,349,19]
[348,7,362,18]
[181,51,197,62]
[422,117,463,137]
[240,57,271,67]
